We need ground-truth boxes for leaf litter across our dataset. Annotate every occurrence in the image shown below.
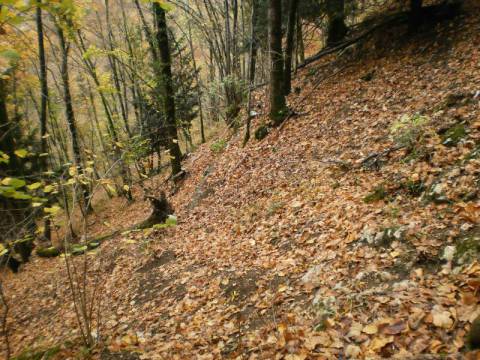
[2,3,480,359]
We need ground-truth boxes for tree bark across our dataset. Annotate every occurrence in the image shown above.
[243,0,258,145]
[187,23,205,144]
[284,0,299,95]
[57,25,92,212]
[326,0,347,46]
[410,0,423,29]
[36,0,52,242]
[268,0,287,125]
[296,15,305,66]
[153,3,182,177]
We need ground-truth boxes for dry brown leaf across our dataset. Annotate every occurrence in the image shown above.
[431,307,454,329]
[369,336,394,352]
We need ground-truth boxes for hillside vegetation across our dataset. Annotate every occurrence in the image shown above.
[2,1,480,359]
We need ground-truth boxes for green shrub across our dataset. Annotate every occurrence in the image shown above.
[210,139,227,153]
[390,114,430,150]
[441,123,467,146]
[363,185,387,203]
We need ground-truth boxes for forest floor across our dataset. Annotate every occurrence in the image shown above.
[2,2,480,359]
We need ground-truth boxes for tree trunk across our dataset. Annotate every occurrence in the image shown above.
[57,25,92,212]
[187,23,206,144]
[410,0,423,29]
[243,0,258,145]
[326,0,347,46]
[296,15,305,65]
[268,0,287,125]
[153,3,182,177]
[36,0,52,243]
[284,0,299,95]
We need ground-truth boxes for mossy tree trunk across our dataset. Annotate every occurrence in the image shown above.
[153,3,183,177]
[268,0,287,125]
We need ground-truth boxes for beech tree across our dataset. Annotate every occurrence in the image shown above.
[326,0,348,46]
[268,0,287,125]
[284,0,299,95]
[153,2,183,177]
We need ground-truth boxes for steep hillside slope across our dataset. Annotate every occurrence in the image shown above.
[3,3,480,359]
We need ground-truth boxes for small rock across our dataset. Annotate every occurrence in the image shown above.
[443,246,456,262]
[301,265,322,288]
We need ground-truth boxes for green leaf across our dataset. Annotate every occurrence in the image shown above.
[0,151,9,164]
[0,185,15,198]
[144,0,174,11]
[14,148,28,158]
[44,205,61,215]
[165,215,177,226]
[2,177,26,189]
[27,182,42,190]
[12,191,32,200]
[0,243,8,257]
[0,48,20,63]
[43,184,54,193]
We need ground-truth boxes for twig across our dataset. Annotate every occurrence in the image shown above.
[359,145,404,167]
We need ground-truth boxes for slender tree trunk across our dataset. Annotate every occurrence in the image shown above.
[243,0,258,146]
[284,0,299,95]
[187,23,206,144]
[296,15,305,68]
[36,0,52,243]
[268,0,287,125]
[410,0,423,29]
[153,3,182,177]
[57,25,93,213]
[36,1,48,170]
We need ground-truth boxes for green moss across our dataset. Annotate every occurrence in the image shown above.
[455,235,480,264]
[254,125,269,141]
[441,123,467,146]
[70,244,88,256]
[87,241,100,249]
[210,139,227,153]
[269,107,288,127]
[13,345,60,360]
[363,185,387,203]
[36,246,60,258]
[404,180,426,197]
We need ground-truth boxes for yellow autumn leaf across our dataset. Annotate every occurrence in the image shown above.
[370,336,394,351]
[362,323,378,335]
[68,166,77,176]
[27,182,42,190]
[44,205,61,215]
[43,185,54,193]
[14,149,28,158]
